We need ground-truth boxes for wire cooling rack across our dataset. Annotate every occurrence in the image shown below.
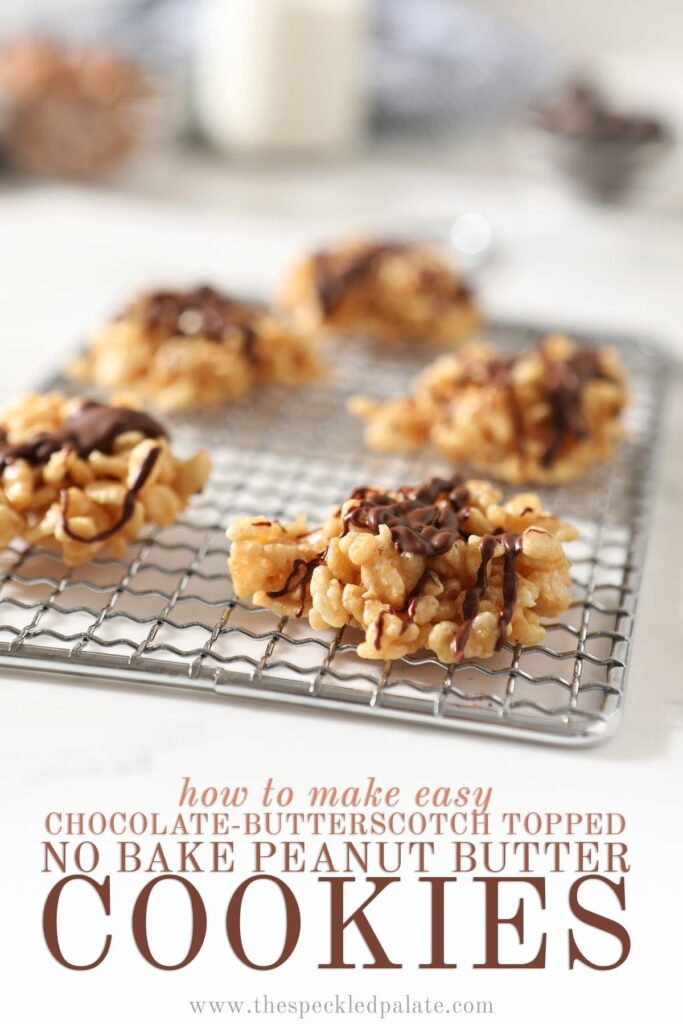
[0,323,669,746]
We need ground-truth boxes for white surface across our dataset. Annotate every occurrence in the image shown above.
[0,150,681,1022]
[489,0,683,57]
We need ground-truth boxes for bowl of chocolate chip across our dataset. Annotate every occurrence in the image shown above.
[522,79,673,201]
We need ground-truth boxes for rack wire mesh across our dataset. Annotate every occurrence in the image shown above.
[0,322,669,746]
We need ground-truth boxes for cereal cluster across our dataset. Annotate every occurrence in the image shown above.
[350,334,627,484]
[228,476,576,663]
[280,238,480,345]
[0,393,211,565]
[71,285,326,411]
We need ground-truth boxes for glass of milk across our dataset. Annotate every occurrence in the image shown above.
[194,0,368,156]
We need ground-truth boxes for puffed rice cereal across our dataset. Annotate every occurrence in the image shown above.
[350,334,627,484]
[227,475,577,663]
[0,393,211,565]
[279,237,480,345]
[70,284,326,411]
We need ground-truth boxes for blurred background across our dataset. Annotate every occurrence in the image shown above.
[0,0,681,192]
[0,0,681,378]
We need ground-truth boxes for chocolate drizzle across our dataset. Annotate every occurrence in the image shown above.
[313,244,402,316]
[60,445,161,544]
[343,476,472,557]
[497,532,523,648]
[374,609,390,650]
[267,552,326,617]
[0,401,168,548]
[452,531,523,661]
[345,477,529,660]
[136,286,260,362]
[312,242,470,316]
[539,346,610,468]
[263,475,530,662]
[373,568,439,649]
[404,568,439,621]
[0,401,166,473]
[484,355,526,456]
[458,343,613,468]
[452,534,498,658]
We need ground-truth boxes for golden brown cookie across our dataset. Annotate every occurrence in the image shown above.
[228,475,576,663]
[280,238,480,345]
[71,285,326,411]
[0,393,211,565]
[350,335,628,484]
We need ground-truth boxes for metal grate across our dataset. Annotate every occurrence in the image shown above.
[0,323,669,746]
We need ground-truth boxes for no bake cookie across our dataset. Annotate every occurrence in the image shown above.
[350,334,627,484]
[71,285,326,411]
[228,475,576,663]
[280,238,480,345]
[0,393,211,565]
